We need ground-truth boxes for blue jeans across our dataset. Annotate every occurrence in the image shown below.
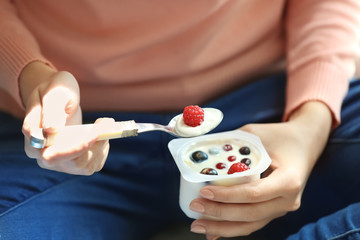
[0,74,360,240]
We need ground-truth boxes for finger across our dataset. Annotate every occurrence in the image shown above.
[41,133,98,164]
[41,87,74,134]
[92,140,110,172]
[41,117,111,168]
[57,141,108,176]
[206,235,219,240]
[24,135,42,159]
[190,196,288,222]
[199,168,293,203]
[23,105,43,158]
[191,217,274,238]
[41,72,80,134]
[23,105,42,135]
[75,140,109,170]
[79,117,112,173]
[81,140,109,174]
[36,158,57,171]
[37,158,90,175]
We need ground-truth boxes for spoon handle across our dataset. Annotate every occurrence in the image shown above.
[97,120,138,140]
[30,120,139,149]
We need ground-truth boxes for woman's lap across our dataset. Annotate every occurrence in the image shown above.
[0,113,183,239]
[286,202,360,240]
[1,75,360,240]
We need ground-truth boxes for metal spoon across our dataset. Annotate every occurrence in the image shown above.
[30,108,223,149]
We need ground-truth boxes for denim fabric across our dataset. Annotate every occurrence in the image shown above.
[286,203,360,240]
[0,74,359,240]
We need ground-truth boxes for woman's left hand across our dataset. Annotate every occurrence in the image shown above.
[189,101,332,239]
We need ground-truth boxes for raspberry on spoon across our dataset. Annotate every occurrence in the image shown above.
[182,105,205,127]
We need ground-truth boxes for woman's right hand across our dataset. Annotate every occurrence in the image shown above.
[20,62,110,175]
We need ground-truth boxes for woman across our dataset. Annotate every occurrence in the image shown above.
[0,1,359,239]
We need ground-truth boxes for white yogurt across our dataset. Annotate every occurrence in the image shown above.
[174,108,223,137]
[183,139,260,175]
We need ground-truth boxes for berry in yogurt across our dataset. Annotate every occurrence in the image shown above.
[191,150,208,163]
[239,146,251,155]
[216,162,227,169]
[184,140,259,175]
[200,168,218,175]
[240,158,252,166]
[209,147,221,155]
[223,144,233,151]
[228,162,250,174]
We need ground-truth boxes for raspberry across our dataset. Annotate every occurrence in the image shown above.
[227,162,250,174]
[183,105,205,127]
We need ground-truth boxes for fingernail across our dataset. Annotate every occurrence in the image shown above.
[189,202,205,213]
[191,225,206,234]
[200,189,214,199]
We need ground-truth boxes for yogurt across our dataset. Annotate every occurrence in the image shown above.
[183,139,260,175]
[174,108,223,137]
[168,130,272,219]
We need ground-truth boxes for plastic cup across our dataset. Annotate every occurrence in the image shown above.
[168,130,271,219]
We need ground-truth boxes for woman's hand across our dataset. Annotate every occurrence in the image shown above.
[20,61,110,175]
[189,101,332,239]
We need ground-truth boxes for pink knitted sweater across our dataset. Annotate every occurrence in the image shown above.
[0,0,359,127]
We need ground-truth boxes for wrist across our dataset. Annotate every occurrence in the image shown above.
[19,61,57,108]
[288,101,332,162]
[288,101,332,133]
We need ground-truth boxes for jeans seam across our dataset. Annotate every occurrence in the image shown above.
[328,227,360,240]
[0,175,81,218]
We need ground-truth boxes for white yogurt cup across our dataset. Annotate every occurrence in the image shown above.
[168,130,272,219]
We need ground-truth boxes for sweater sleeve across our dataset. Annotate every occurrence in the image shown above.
[0,0,54,109]
[284,0,360,128]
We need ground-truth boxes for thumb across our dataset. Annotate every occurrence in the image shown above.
[41,86,76,135]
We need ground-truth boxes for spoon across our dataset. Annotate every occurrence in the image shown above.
[30,108,223,149]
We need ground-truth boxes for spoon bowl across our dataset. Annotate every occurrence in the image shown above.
[137,108,223,137]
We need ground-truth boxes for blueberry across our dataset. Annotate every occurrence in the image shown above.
[200,168,218,175]
[191,151,208,163]
[239,146,251,155]
[209,147,220,155]
[240,158,252,166]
